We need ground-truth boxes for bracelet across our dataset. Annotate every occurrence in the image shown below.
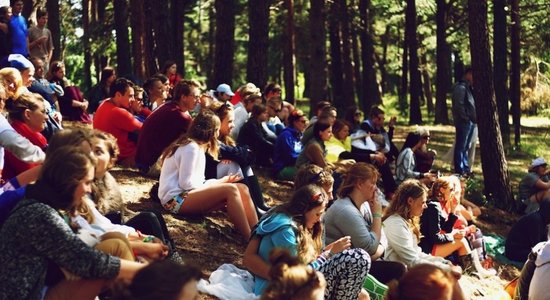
[372,212,382,218]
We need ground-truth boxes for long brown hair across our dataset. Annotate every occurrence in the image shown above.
[271,184,326,263]
[383,179,428,240]
[338,162,379,198]
[210,101,235,146]
[161,109,220,162]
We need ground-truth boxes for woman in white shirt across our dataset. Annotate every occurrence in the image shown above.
[382,179,462,278]
[158,109,258,239]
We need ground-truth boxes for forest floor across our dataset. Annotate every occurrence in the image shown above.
[112,120,550,299]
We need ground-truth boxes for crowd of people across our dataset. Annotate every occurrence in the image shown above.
[1,1,549,299]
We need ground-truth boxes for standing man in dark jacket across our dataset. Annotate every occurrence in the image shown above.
[451,67,477,176]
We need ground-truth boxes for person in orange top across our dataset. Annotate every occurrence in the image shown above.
[93,78,141,167]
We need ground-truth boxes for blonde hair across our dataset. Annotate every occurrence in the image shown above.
[385,264,465,300]
[430,177,452,201]
[0,67,24,99]
[383,179,428,240]
[261,249,326,300]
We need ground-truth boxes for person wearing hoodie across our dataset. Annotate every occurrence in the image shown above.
[243,184,371,299]
[505,199,550,262]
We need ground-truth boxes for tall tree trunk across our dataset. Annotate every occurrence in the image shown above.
[206,3,215,83]
[434,0,450,124]
[113,0,132,77]
[82,0,92,91]
[352,32,363,104]
[468,0,513,210]
[130,0,149,80]
[493,0,510,146]
[406,0,422,124]
[172,0,186,76]
[339,0,355,109]
[309,0,327,112]
[510,0,521,147]
[151,0,174,73]
[46,0,61,61]
[359,0,382,113]
[283,0,296,104]
[420,51,434,115]
[212,0,236,87]
[328,0,343,108]
[247,0,270,89]
[399,25,408,114]
[379,26,390,95]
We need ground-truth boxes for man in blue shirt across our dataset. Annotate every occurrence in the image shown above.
[9,0,28,57]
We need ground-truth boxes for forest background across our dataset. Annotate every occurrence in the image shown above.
[5,0,550,209]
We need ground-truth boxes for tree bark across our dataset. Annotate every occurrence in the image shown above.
[399,25,408,113]
[493,0,510,146]
[328,0,343,108]
[113,0,132,77]
[468,0,513,210]
[379,26,390,95]
[151,0,174,73]
[130,0,149,80]
[435,0,450,124]
[510,0,521,147]
[247,0,270,89]
[339,0,356,109]
[212,0,236,87]
[309,0,327,112]
[82,0,92,91]
[359,0,382,113]
[406,0,422,124]
[352,31,363,104]
[420,51,434,115]
[46,0,61,61]
[282,0,296,104]
[172,0,186,76]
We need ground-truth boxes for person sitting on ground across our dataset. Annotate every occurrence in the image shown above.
[309,101,331,125]
[295,120,333,170]
[519,157,550,214]
[29,56,62,115]
[447,175,481,223]
[237,103,276,167]
[93,78,141,167]
[0,146,146,299]
[231,87,262,139]
[265,97,284,136]
[272,109,307,181]
[293,164,335,201]
[414,127,437,173]
[48,60,92,124]
[143,76,168,111]
[3,93,48,179]
[159,109,258,239]
[385,263,467,300]
[209,101,270,213]
[136,80,199,176]
[301,105,337,144]
[128,86,152,123]
[505,199,550,262]
[113,260,203,300]
[383,179,463,278]
[243,184,371,299]
[344,105,363,134]
[360,106,399,163]
[527,241,550,299]
[160,60,182,92]
[88,66,116,113]
[420,177,494,277]
[261,249,326,300]
[213,83,235,103]
[396,131,437,186]
[324,163,407,285]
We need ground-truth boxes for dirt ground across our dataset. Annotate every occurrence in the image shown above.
[113,164,521,300]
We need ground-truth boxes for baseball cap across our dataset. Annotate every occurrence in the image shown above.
[8,54,33,70]
[216,83,235,96]
[530,157,547,170]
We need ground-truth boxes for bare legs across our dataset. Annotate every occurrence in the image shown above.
[433,238,471,257]
[178,183,258,239]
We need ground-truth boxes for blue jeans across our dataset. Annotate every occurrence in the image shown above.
[454,120,475,174]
